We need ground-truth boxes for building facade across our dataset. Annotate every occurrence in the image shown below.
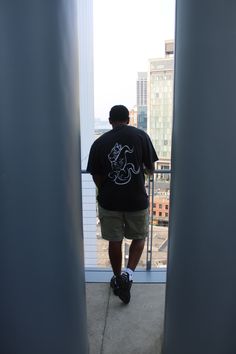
[129,105,138,127]
[137,72,147,131]
[147,40,174,169]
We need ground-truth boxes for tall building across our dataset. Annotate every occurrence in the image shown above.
[147,40,174,169]
[129,105,138,127]
[137,72,147,131]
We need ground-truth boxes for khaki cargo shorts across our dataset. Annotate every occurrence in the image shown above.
[98,205,149,241]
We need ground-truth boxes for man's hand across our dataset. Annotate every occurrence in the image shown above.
[144,163,155,175]
[92,174,105,189]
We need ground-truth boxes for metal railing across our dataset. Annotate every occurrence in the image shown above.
[81,170,171,271]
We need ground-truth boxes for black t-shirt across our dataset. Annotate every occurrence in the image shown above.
[87,125,158,211]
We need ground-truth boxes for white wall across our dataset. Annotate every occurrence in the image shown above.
[78,0,97,267]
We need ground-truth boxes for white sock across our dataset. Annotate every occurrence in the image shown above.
[124,268,134,281]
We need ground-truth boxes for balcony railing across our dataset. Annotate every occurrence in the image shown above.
[82,170,171,279]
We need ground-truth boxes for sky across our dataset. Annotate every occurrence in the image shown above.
[93,0,176,120]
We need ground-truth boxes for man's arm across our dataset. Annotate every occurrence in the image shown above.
[144,163,155,175]
[92,174,105,189]
[142,132,158,175]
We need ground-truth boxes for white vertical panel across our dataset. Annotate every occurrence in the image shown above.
[77,0,95,169]
[78,0,97,267]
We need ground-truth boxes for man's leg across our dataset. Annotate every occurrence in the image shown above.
[124,208,148,273]
[127,238,145,271]
[114,239,146,305]
[108,240,123,277]
[115,209,147,304]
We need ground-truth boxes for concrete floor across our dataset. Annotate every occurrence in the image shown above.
[86,283,166,354]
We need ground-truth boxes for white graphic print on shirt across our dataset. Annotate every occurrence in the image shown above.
[108,143,140,185]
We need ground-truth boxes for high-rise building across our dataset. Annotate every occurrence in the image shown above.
[147,40,174,169]
[137,72,147,131]
[129,105,138,127]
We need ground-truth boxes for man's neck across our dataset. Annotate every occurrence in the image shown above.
[110,121,129,129]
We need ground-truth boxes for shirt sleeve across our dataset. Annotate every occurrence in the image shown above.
[142,133,158,170]
[86,141,103,175]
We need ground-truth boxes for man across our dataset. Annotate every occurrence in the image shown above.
[87,105,158,304]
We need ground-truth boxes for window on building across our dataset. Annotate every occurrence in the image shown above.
[159,212,162,217]
[165,205,168,210]
[159,204,162,208]
[165,213,168,217]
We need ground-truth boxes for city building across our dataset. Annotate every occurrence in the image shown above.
[137,72,147,131]
[129,105,138,127]
[152,195,170,226]
[147,40,174,170]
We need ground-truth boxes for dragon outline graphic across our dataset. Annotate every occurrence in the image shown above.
[108,143,140,185]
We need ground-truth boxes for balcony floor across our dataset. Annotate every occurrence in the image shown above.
[86,282,166,354]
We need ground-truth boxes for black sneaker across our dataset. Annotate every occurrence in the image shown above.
[110,275,120,296]
[116,272,132,304]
